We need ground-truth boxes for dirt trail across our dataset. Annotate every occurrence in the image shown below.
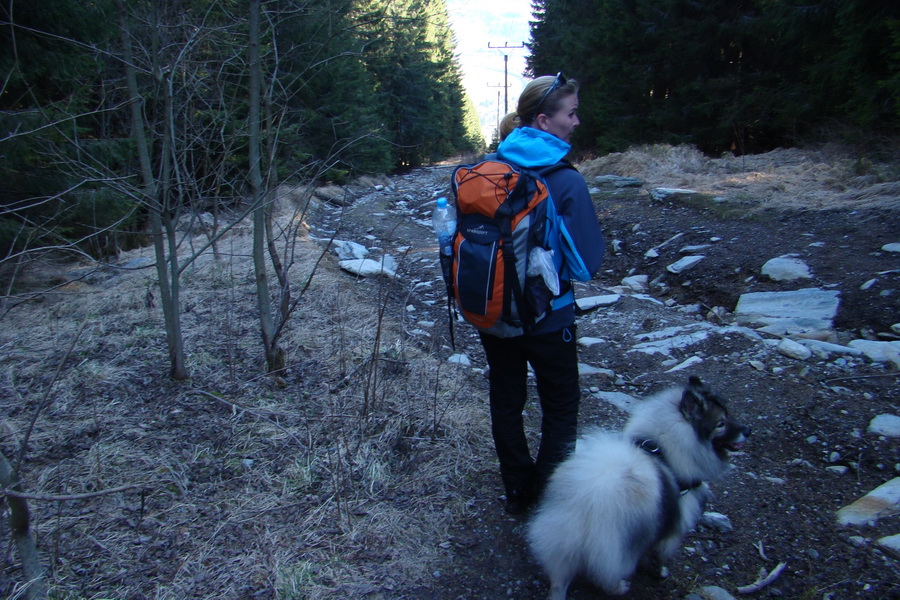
[0,145,898,599]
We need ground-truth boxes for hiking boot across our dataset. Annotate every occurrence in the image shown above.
[504,488,537,515]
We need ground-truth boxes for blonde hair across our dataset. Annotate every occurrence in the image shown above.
[517,74,579,126]
[498,111,520,141]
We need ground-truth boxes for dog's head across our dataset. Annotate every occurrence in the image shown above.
[679,376,751,461]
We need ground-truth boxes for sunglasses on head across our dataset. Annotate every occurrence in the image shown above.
[535,72,567,117]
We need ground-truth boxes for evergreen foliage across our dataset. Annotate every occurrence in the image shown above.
[528,0,900,155]
[0,0,482,259]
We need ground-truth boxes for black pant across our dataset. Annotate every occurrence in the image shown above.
[479,326,580,496]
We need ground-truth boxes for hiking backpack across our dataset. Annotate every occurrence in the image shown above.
[446,158,569,338]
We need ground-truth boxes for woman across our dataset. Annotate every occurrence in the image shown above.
[482,73,605,514]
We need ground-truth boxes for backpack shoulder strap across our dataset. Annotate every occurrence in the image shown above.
[535,160,576,179]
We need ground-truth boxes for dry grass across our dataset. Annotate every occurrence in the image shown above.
[0,196,490,599]
[579,144,900,210]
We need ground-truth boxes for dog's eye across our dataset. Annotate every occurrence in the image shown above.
[715,419,726,430]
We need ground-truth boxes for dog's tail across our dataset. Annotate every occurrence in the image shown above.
[528,432,663,594]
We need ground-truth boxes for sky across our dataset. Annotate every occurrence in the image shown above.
[445,0,534,142]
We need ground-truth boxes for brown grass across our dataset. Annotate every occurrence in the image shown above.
[0,195,490,599]
[579,144,900,211]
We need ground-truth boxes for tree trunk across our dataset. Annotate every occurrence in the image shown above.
[249,0,285,374]
[116,0,189,380]
[0,451,47,600]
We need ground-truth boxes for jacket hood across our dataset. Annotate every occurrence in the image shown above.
[497,127,570,168]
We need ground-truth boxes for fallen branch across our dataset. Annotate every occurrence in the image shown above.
[737,561,788,594]
[649,231,684,252]
[822,372,900,385]
[3,483,147,502]
[753,540,768,560]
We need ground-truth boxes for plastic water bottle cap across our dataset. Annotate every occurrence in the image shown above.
[436,197,447,208]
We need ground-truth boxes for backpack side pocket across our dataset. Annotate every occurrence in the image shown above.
[455,236,503,328]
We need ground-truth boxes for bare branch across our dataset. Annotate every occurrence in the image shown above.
[737,562,789,594]
[2,483,149,502]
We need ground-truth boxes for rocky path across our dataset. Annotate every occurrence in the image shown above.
[307,159,900,599]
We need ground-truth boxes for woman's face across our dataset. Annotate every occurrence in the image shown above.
[537,93,580,143]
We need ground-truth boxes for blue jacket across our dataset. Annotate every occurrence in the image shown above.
[497,127,605,335]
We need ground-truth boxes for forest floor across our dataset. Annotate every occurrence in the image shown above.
[1,143,899,599]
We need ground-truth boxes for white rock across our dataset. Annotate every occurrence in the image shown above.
[630,323,713,356]
[591,390,635,412]
[332,240,369,260]
[381,254,398,272]
[665,356,704,372]
[595,174,645,188]
[576,294,621,310]
[649,187,698,201]
[868,414,900,438]
[881,242,900,253]
[836,477,900,526]
[860,278,878,290]
[630,323,762,357]
[701,511,733,532]
[577,337,606,347]
[644,248,659,259]
[578,363,615,378]
[797,339,864,359]
[339,258,396,278]
[667,255,705,274]
[447,353,471,366]
[734,288,840,335]
[761,255,813,281]
[848,339,900,367]
[621,275,648,291]
[877,533,900,557]
[693,586,737,600]
[827,466,849,475]
[777,338,813,360]
[680,244,711,253]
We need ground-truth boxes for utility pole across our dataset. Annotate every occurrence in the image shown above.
[486,83,506,130]
[488,41,525,114]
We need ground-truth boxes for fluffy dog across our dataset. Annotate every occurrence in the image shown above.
[527,376,750,599]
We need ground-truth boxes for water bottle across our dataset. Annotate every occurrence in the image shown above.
[432,196,456,283]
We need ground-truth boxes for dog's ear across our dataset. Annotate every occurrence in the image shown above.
[687,375,705,390]
[680,379,710,420]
